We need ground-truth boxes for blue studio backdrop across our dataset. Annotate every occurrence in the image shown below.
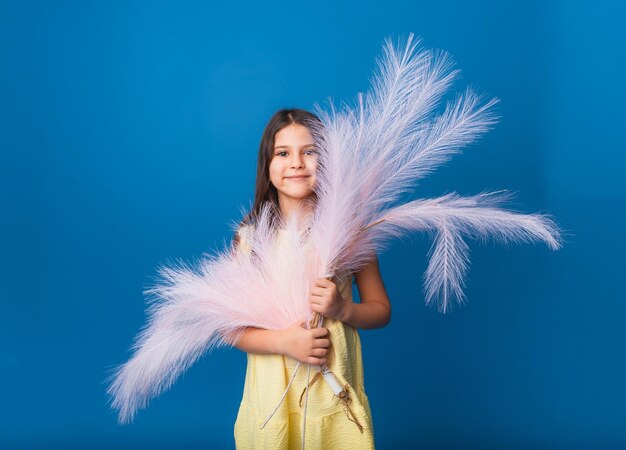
[1,1,625,448]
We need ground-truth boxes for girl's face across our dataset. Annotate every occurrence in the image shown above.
[269,123,317,203]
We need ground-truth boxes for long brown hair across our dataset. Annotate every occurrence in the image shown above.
[232,108,322,250]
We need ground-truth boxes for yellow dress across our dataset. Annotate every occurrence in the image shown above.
[233,227,376,449]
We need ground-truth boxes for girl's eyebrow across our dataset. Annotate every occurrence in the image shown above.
[273,144,315,149]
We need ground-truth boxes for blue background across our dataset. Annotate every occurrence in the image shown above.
[1,0,625,448]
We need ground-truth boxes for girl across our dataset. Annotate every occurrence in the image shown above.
[232,108,391,449]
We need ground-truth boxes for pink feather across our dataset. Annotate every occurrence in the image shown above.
[106,33,562,424]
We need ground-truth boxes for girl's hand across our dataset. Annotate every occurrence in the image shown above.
[280,320,330,366]
[310,278,347,321]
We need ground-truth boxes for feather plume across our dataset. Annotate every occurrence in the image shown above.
[308,34,501,282]
[106,33,562,424]
[308,34,560,307]
[375,192,561,311]
[106,203,315,423]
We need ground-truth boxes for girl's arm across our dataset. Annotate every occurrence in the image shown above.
[232,327,284,355]
[231,228,330,364]
[310,255,391,330]
[233,321,330,366]
[341,255,391,329]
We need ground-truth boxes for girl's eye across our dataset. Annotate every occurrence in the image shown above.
[276,151,288,157]
[304,149,317,155]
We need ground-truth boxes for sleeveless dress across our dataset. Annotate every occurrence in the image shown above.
[233,226,376,449]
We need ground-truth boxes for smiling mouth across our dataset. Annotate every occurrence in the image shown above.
[285,176,310,180]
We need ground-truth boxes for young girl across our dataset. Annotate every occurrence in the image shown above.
[232,108,391,449]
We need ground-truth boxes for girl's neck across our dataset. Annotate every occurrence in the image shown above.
[277,195,315,229]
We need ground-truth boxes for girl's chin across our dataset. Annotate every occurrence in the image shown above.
[280,189,315,200]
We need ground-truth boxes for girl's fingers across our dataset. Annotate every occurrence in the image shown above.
[310,287,326,296]
[315,279,333,289]
[310,299,325,310]
[306,356,327,366]
[311,327,328,338]
[310,295,329,305]
[311,348,328,357]
[314,338,330,348]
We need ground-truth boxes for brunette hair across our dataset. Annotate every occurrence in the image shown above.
[232,108,322,250]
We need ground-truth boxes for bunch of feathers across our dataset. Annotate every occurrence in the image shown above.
[106,33,562,424]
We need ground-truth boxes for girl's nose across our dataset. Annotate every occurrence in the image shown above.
[291,155,304,168]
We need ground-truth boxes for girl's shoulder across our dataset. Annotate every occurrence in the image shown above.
[235,224,254,255]
[237,223,254,238]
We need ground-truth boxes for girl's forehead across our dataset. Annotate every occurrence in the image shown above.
[275,124,313,145]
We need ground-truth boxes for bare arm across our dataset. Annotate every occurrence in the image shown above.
[232,321,330,366]
[230,227,330,364]
[340,255,391,330]
[232,327,285,355]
